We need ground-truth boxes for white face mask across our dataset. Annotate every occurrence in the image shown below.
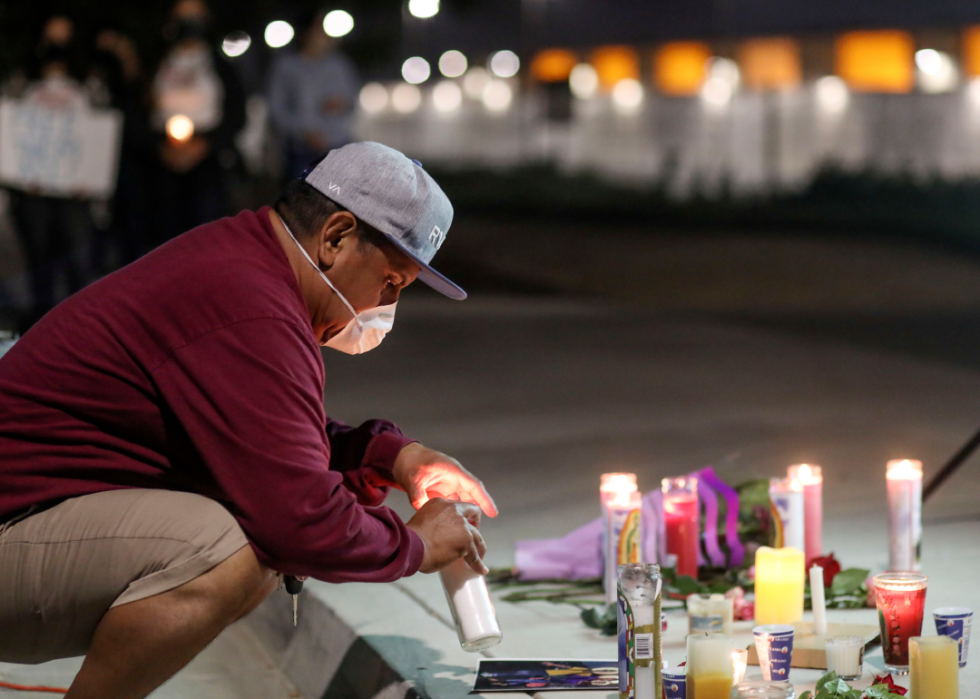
[282,220,397,354]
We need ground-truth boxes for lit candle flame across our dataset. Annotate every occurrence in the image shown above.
[166,114,195,143]
[601,472,637,508]
[886,459,922,481]
[732,649,748,684]
[788,463,823,485]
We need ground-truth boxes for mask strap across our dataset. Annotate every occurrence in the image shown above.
[281,219,359,322]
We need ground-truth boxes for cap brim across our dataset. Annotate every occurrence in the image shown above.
[386,236,467,300]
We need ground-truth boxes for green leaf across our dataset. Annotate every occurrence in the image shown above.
[814,671,841,691]
[861,685,907,699]
[831,568,870,597]
[580,606,602,629]
[672,575,702,596]
[799,693,813,699]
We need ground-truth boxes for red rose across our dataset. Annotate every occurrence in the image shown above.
[872,674,908,696]
[808,553,842,588]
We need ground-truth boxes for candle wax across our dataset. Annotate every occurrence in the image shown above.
[754,547,805,625]
[809,565,827,636]
[664,493,699,578]
[911,636,959,699]
[876,584,927,667]
[801,481,822,562]
[440,559,502,651]
[689,673,733,699]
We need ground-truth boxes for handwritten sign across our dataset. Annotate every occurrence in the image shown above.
[0,98,123,198]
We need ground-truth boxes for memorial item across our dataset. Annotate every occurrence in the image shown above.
[662,666,687,699]
[824,636,864,680]
[787,464,823,565]
[440,558,503,652]
[768,478,804,551]
[663,476,699,579]
[732,649,748,684]
[910,636,959,699]
[933,607,971,668]
[798,671,910,699]
[809,565,827,636]
[873,572,927,673]
[617,564,663,699]
[886,460,922,573]
[689,593,735,637]
[473,659,618,691]
[603,473,642,605]
[754,547,805,625]
[687,633,734,699]
[754,625,795,683]
[731,682,795,698]
[745,621,879,670]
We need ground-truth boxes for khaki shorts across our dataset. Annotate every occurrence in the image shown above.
[0,489,249,664]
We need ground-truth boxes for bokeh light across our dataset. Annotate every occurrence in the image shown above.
[489,50,520,78]
[611,78,643,113]
[402,56,431,84]
[359,82,388,113]
[569,63,599,99]
[482,79,513,112]
[463,67,491,99]
[408,0,439,19]
[439,50,468,78]
[264,21,294,48]
[391,83,422,113]
[166,115,194,142]
[323,10,354,38]
[221,31,251,58]
[432,80,463,112]
[815,75,849,114]
[916,49,958,93]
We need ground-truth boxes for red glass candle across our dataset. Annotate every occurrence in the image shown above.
[662,476,699,579]
[874,573,928,673]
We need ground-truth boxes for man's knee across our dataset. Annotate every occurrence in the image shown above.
[172,545,277,621]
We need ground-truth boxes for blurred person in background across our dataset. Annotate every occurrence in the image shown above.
[150,0,246,245]
[268,10,360,180]
[5,16,96,330]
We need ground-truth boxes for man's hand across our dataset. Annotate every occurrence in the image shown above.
[392,442,498,517]
[406,499,488,574]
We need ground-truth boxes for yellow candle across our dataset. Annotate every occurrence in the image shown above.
[687,633,733,699]
[754,546,805,625]
[910,636,959,699]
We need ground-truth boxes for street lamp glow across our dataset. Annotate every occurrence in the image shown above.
[612,78,643,113]
[489,50,520,78]
[323,10,354,38]
[915,49,942,75]
[439,50,468,78]
[166,114,194,142]
[432,80,463,112]
[402,56,431,84]
[700,77,732,108]
[359,82,388,113]
[408,0,439,19]
[221,31,251,57]
[482,79,513,112]
[916,49,958,93]
[391,83,422,113]
[264,21,294,48]
[708,57,740,87]
[463,67,490,98]
[569,63,598,99]
[815,75,848,114]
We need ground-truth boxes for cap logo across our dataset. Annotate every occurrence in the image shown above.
[328,182,341,195]
[428,225,446,249]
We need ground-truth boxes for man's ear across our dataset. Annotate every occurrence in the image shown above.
[316,211,358,267]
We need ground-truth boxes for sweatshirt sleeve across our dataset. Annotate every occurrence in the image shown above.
[151,317,425,582]
[325,419,415,507]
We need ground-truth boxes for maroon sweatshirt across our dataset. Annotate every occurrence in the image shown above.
[0,208,424,582]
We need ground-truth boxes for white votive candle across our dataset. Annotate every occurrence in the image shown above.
[809,565,827,636]
[440,558,503,652]
[825,636,864,680]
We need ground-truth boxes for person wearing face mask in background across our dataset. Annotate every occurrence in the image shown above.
[149,0,246,246]
[0,141,494,699]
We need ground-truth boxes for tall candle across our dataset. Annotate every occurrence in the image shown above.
[662,476,699,579]
[910,636,959,699]
[886,459,922,573]
[754,546,805,625]
[602,473,642,605]
[768,478,805,551]
[809,565,827,636]
[787,464,822,564]
[687,633,733,699]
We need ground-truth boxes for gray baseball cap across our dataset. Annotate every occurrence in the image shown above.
[304,142,466,300]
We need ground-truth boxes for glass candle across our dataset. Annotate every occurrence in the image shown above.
[439,558,503,652]
[886,459,922,573]
[732,648,748,684]
[874,572,928,673]
[686,633,733,699]
[754,546,805,625]
[768,477,805,551]
[787,464,822,563]
[910,636,959,699]
[825,636,864,680]
[618,563,663,699]
[688,593,734,637]
[662,476,699,579]
[602,473,642,605]
[730,681,795,698]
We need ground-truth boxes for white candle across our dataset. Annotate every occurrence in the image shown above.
[440,558,503,652]
[787,464,823,564]
[809,565,827,636]
[886,459,922,573]
[602,473,642,605]
[769,478,805,551]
